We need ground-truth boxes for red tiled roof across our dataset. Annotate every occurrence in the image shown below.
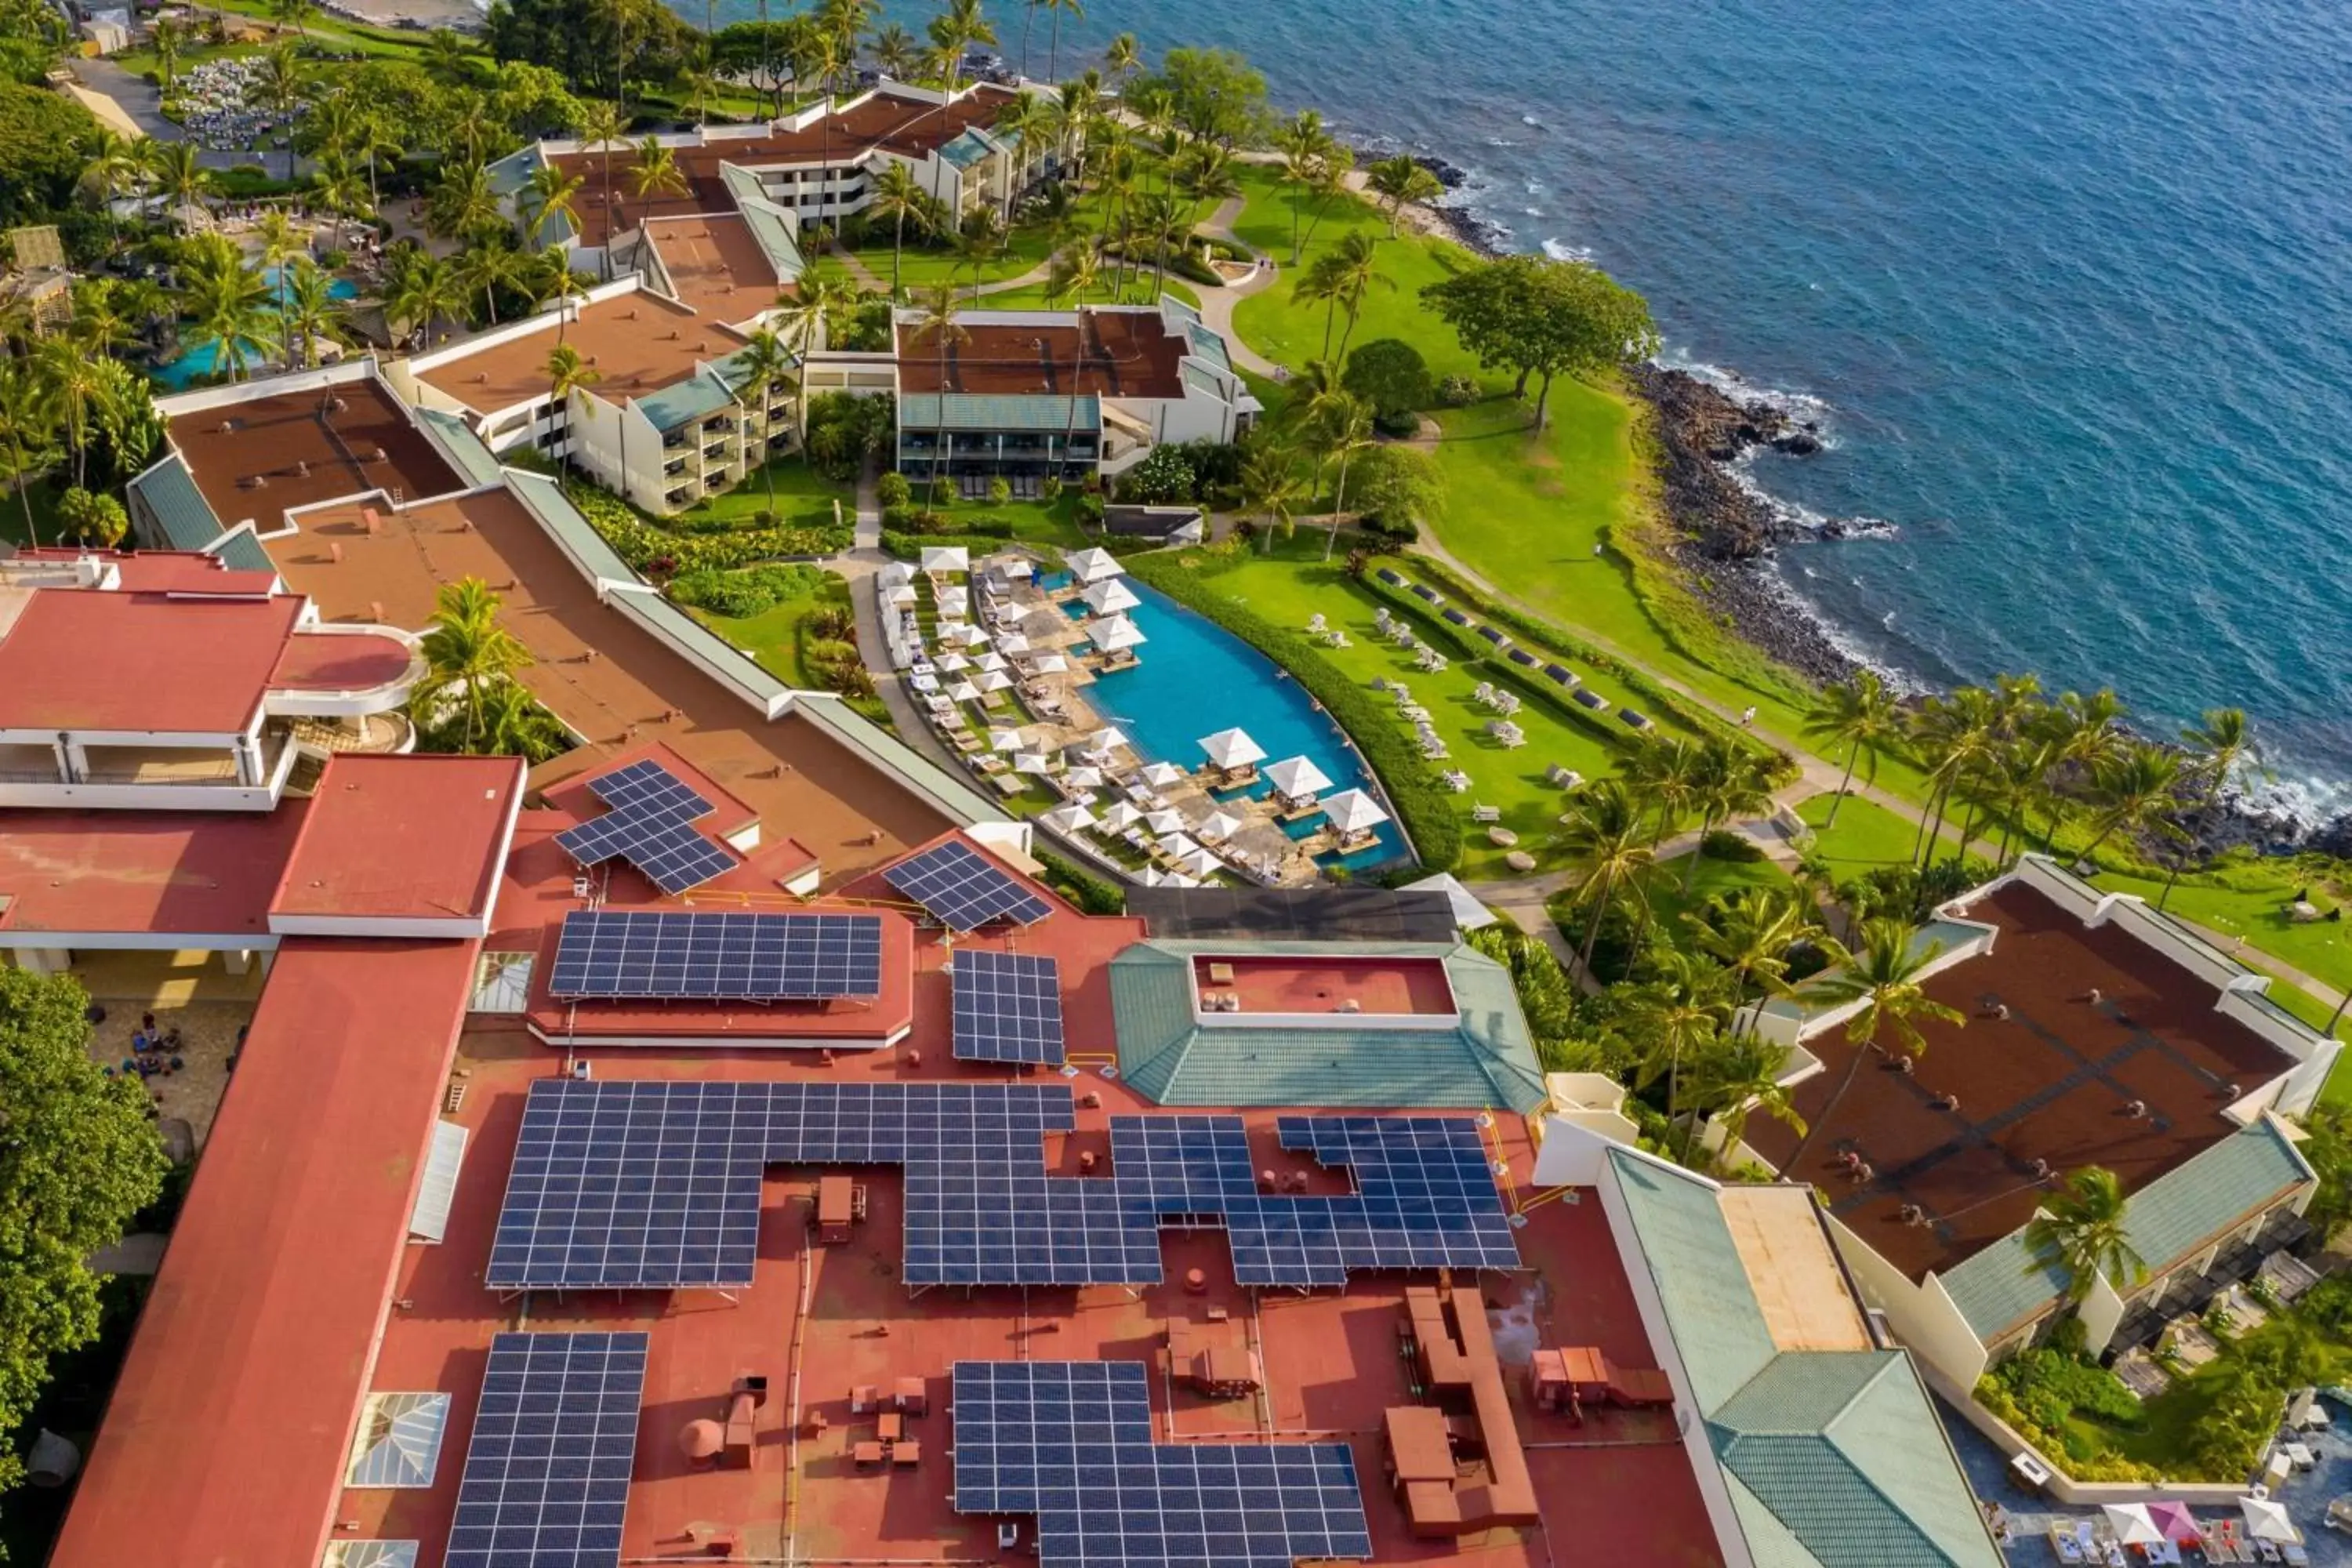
[270,753,525,924]
[0,588,306,734]
[49,936,481,1568]
[0,804,307,938]
[13,547,278,596]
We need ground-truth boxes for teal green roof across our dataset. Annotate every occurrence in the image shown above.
[503,467,638,585]
[899,393,1101,434]
[1108,940,1546,1112]
[129,453,225,551]
[720,164,807,287]
[209,529,273,572]
[416,408,506,490]
[1940,1116,2314,1340]
[1606,1149,2001,1568]
[634,364,739,432]
[789,693,1008,828]
[941,127,1001,169]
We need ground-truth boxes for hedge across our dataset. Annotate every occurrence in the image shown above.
[569,484,849,572]
[1035,850,1125,916]
[1125,550,1461,873]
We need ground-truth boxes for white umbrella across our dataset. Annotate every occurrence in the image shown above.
[1161,833,1204,861]
[910,672,941,693]
[1013,751,1055,775]
[1085,725,1131,755]
[989,726,1029,753]
[975,652,1009,673]
[946,680,982,702]
[996,632,1032,655]
[1087,615,1146,652]
[937,587,971,616]
[1040,803,1098,834]
[937,617,971,641]
[2103,1507,2164,1548]
[1322,789,1390,834]
[978,670,1014,692]
[937,652,971,673]
[1140,761,1186,789]
[920,545,971,575]
[1403,872,1498,932]
[1264,756,1333,798]
[1167,873,1203,888]
[1199,810,1246,842]
[2240,1497,2300,1543]
[1176,846,1222,878]
[1065,546,1120,583]
[1067,766,1105,789]
[879,561,914,588]
[1029,652,1069,674]
[993,554,1034,579]
[1099,801,1143,831]
[1138,866,1168,886]
[1199,728,1267,769]
[884,583,917,607]
[1081,577,1141,615]
[1145,810,1187,835]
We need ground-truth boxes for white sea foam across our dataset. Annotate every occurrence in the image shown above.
[1756,564,1932,697]
[1540,237,1592,262]
[1521,112,1543,127]
[1523,207,1544,218]
[1657,347,1836,430]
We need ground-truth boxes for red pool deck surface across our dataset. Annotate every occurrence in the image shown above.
[0,803,307,938]
[1196,954,1460,1018]
[49,936,481,1568]
[270,753,524,924]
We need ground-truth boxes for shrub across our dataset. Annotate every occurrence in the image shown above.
[1119,443,1197,505]
[1036,851,1123,916]
[569,483,849,573]
[1344,338,1434,423]
[1040,474,1063,502]
[802,390,894,481]
[1074,492,1105,528]
[987,476,1012,506]
[55,487,128,546]
[876,470,912,508]
[880,502,920,531]
[1436,373,1479,407]
[667,562,828,619]
[1700,828,1765,863]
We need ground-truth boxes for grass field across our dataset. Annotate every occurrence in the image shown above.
[683,568,851,691]
[673,455,852,532]
[1798,793,1929,880]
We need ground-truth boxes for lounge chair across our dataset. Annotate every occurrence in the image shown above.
[2050,1526,2085,1565]
[1472,804,1501,823]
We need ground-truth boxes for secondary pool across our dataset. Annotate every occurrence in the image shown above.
[1081,578,1406,871]
[151,267,361,390]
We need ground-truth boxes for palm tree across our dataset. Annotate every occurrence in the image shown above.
[1103,30,1138,81]
[1016,0,1039,78]
[308,149,370,220]
[1686,884,1817,1030]
[519,162,584,248]
[1780,919,1964,1174]
[253,208,306,366]
[1624,734,1703,858]
[1679,739,1775,891]
[528,245,591,342]
[1297,146,1356,258]
[423,25,473,83]
[1909,685,1999,868]
[457,245,526,328]
[146,140,215,229]
[1802,668,1899,829]
[2161,709,2254,910]
[731,326,794,498]
[2078,742,2186,868]
[383,249,463,350]
[80,132,148,249]
[1044,242,1098,309]
[871,21,920,80]
[1366,153,1443,238]
[543,343,601,485]
[1298,230,1388,361]
[992,91,1048,225]
[1237,440,1305,553]
[860,161,926,298]
[2036,687,2129,775]
[71,279,136,360]
[625,136,688,234]
[1038,0,1083,82]
[575,100,623,278]
[420,577,530,747]
[953,220,1007,296]
[34,337,112,488]
[1312,390,1372,561]
[276,259,345,370]
[779,271,851,355]
[271,0,316,34]
[1272,111,1335,266]
[2024,1166,2145,1303]
[912,281,969,497]
[1628,949,1733,1162]
[250,43,307,180]
[1689,1032,1809,1158]
[1552,779,1654,975]
[0,363,59,544]
[1983,737,2059,865]
[151,16,186,91]
[1175,139,1241,236]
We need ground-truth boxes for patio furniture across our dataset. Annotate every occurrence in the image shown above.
[1472,804,1501,822]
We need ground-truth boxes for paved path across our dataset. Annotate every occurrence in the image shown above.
[1190,195,1288,379]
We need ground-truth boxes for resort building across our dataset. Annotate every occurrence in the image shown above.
[387,279,798,516]
[799,296,1258,483]
[1730,855,2335,1394]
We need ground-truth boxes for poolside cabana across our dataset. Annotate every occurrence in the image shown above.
[879,561,913,588]
[1080,577,1141,615]
[920,545,971,576]
[1099,800,1143,832]
[884,583,917,608]
[1139,761,1186,789]
[1197,810,1246,843]
[1066,546,1121,584]
[1086,614,1145,668]
[1082,725,1130,757]
[938,586,971,618]
[1144,809,1187,836]
[1041,803,1097,835]
[1402,872,1498,933]
[1263,755,1332,812]
[1198,728,1266,786]
[1319,788,1390,851]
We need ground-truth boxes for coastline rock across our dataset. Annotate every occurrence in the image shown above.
[1628,362,1801,560]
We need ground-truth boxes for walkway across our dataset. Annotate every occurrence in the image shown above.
[836,461,985,784]
[1190,194,1287,379]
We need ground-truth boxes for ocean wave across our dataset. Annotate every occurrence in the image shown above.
[1523,207,1544,218]
[2230,773,2352,834]
[1520,112,1544,128]
[1759,566,1933,698]
[1540,237,1592,262]
[1658,348,1836,428]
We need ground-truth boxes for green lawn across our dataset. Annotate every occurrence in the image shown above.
[683,568,850,691]
[1635,851,1795,943]
[673,455,851,532]
[1797,793,1927,880]
[967,276,1202,311]
[816,225,1058,296]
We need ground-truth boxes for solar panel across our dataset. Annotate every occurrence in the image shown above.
[951,950,1065,1065]
[949,1362,1370,1568]
[444,1331,647,1568]
[547,910,883,1001]
[556,759,737,895]
[884,841,1052,931]
[485,1082,1519,1293]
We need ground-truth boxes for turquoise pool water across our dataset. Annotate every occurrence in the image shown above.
[1080,579,1406,870]
[151,268,361,390]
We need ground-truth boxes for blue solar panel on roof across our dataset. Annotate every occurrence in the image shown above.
[949,1361,1370,1567]
[555,759,737,895]
[951,950,1065,1065]
[884,841,1052,931]
[547,910,882,1002]
[443,1331,646,1568]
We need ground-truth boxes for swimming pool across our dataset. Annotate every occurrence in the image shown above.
[151,268,361,390]
[1081,578,1406,871]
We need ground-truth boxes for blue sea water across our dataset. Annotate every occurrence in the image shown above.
[686,0,2352,810]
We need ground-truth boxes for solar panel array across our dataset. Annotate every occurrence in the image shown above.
[546,910,883,1002]
[444,1332,646,1568]
[487,1083,1519,1292]
[950,1362,1370,1568]
[884,841,1052,931]
[951,950,1066,1065]
[555,759,736,895]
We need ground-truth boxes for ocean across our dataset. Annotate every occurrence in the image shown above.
[697,0,2352,818]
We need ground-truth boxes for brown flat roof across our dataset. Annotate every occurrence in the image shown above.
[1745,880,2299,1280]
[263,488,952,880]
[417,290,739,412]
[0,803,305,937]
[168,379,462,528]
[270,753,524,923]
[898,309,1192,401]
[550,85,1018,245]
[0,588,303,733]
[647,214,780,322]
[49,936,480,1568]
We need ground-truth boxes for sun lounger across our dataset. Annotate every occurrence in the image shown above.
[2049,1526,2085,1564]
[1472,804,1501,822]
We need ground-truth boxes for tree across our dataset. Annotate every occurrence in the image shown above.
[1365,153,1442,238]
[2162,708,2255,910]
[574,98,622,278]
[1345,442,1442,543]
[866,158,928,296]
[543,342,600,484]
[0,966,169,1499]
[1422,253,1660,426]
[1237,440,1305,553]
[78,131,147,249]
[2024,1166,2145,1303]
[1679,739,1775,891]
[1552,779,1655,975]
[271,0,317,34]
[1908,686,1999,867]
[1689,1030,1809,1156]
[1802,669,1900,829]
[869,20,919,80]
[143,138,215,228]
[151,15,185,90]
[1341,337,1431,429]
[1310,390,1372,561]
[1780,919,1964,1174]
[1297,229,1389,361]
[624,134,687,231]
[456,244,525,328]
[35,335,111,488]
[276,258,346,370]
[1272,109,1335,266]
[1626,949,1733,1163]
[1037,0,1083,82]
[1133,46,1267,148]
[254,206,306,367]
[2078,742,2186,867]
[56,485,129,546]
[1686,883,1818,1028]
[518,161,584,246]
[911,282,968,492]
[383,246,464,350]
[730,326,793,503]
[425,24,474,82]
[249,42,307,180]
[0,361,59,545]
[419,576,531,746]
